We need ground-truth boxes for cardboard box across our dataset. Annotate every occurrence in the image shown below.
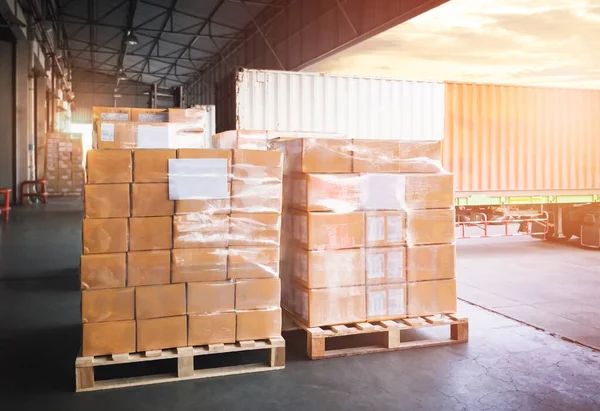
[187,281,235,314]
[235,278,281,310]
[292,285,366,327]
[232,149,283,181]
[137,316,188,351]
[231,181,283,213]
[407,279,457,316]
[80,253,126,290]
[364,211,405,247]
[406,209,455,246]
[72,171,85,182]
[406,244,455,282]
[175,192,231,215]
[58,180,73,192]
[131,108,169,122]
[82,320,136,357]
[133,149,177,183]
[47,180,59,193]
[278,138,353,173]
[81,288,135,323]
[173,214,229,248]
[292,173,360,212]
[135,283,186,320]
[127,250,171,286]
[86,149,132,184]
[367,284,407,321]
[365,247,406,285]
[97,121,136,149]
[171,248,228,283]
[129,216,173,251]
[398,140,443,173]
[59,169,71,180]
[58,160,71,169]
[131,183,174,217]
[292,211,364,250]
[352,140,401,173]
[168,107,207,123]
[93,106,131,122]
[169,123,208,149]
[236,308,282,341]
[188,312,236,346]
[227,247,279,279]
[83,218,128,254]
[229,213,281,247]
[177,148,232,167]
[84,184,130,219]
[293,248,365,288]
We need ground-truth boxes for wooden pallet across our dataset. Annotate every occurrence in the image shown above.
[284,310,468,359]
[75,337,285,392]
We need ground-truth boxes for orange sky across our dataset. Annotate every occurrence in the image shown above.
[307,0,600,88]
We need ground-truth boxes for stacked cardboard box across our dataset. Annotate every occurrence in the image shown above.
[45,132,85,195]
[212,130,346,150]
[274,138,456,327]
[80,147,283,357]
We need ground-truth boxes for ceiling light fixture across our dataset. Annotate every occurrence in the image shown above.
[125,31,138,46]
[118,72,128,81]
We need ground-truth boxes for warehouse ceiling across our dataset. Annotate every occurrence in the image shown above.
[49,0,280,87]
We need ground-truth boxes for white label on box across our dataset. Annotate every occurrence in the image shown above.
[137,124,170,148]
[101,112,128,121]
[387,216,404,242]
[138,113,168,122]
[295,250,308,282]
[366,253,385,279]
[360,174,406,210]
[367,216,385,242]
[100,123,115,142]
[368,291,387,317]
[387,251,405,279]
[297,179,307,207]
[168,158,228,200]
[388,289,406,316]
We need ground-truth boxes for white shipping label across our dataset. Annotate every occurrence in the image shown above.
[387,251,405,279]
[168,158,228,200]
[360,174,407,210]
[367,216,385,242]
[388,289,406,316]
[368,291,387,317]
[137,125,170,148]
[366,253,385,279]
[296,251,308,282]
[387,216,404,242]
[100,123,115,142]
[138,113,168,122]
[101,112,128,121]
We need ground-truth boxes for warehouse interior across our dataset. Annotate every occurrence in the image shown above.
[1,0,600,410]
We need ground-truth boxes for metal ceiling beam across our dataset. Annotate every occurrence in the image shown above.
[88,0,95,71]
[62,47,213,61]
[117,0,139,83]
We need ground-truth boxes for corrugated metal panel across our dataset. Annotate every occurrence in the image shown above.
[234,69,444,140]
[444,82,600,193]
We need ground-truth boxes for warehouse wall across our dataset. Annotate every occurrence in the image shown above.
[0,38,14,196]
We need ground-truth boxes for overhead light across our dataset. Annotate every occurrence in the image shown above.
[125,31,138,46]
[118,72,127,81]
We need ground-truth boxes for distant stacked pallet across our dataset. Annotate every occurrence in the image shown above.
[273,138,467,358]
[45,132,85,196]
[77,147,285,391]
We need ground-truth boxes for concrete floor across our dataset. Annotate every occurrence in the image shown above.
[1,198,600,411]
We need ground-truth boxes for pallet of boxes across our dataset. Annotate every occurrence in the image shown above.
[274,138,468,359]
[76,109,285,392]
[45,132,85,196]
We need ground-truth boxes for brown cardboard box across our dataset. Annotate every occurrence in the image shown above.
[227,247,279,279]
[131,108,169,122]
[168,108,206,123]
[137,316,188,351]
[236,308,282,341]
[84,184,130,219]
[131,183,174,217]
[82,320,136,357]
[365,247,406,285]
[398,140,443,173]
[129,216,173,251]
[58,160,71,169]
[127,250,171,286]
[187,281,235,314]
[407,279,457,316]
[231,180,283,213]
[406,209,455,246]
[367,284,407,321]
[58,180,73,192]
[279,138,353,173]
[72,171,85,182]
[177,148,232,166]
[171,248,228,283]
[59,169,71,180]
[352,140,401,173]
[406,244,455,282]
[173,214,229,248]
[135,283,186,319]
[188,312,236,346]
[80,253,126,290]
[46,170,58,180]
[47,180,59,193]
[292,173,360,212]
[293,248,365,288]
[212,130,238,149]
[97,122,136,149]
[133,149,177,183]
[229,213,281,247]
[87,149,132,184]
[291,285,366,327]
[81,288,135,323]
[232,149,283,181]
[405,173,454,209]
[83,218,128,254]
[235,278,281,310]
[93,106,131,122]
[292,211,364,250]
[213,130,270,150]
[364,211,406,247]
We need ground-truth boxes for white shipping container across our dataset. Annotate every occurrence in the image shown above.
[230,69,445,141]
